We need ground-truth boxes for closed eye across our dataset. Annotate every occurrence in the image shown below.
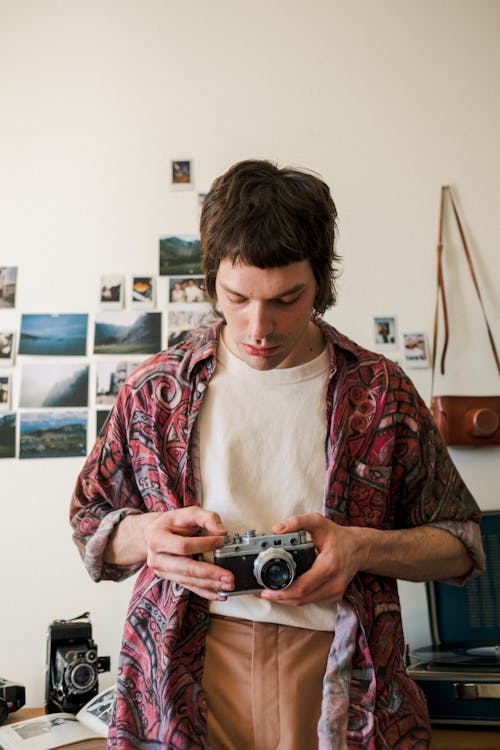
[272,294,302,306]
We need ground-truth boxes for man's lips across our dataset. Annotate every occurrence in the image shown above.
[243,343,280,357]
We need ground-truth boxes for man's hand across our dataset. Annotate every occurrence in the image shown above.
[106,507,235,600]
[258,512,359,606]
[258,512,473,606]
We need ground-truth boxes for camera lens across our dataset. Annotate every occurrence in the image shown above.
[253,548,296,590]
[65,654,98,693]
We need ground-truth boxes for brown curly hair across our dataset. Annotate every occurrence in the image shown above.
[200,159,340,314]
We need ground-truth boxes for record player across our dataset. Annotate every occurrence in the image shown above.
[407,511,500,725]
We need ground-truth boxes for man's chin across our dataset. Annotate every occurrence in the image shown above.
[238,346,287,370]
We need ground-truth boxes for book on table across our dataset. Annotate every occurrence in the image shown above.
[0,685,115,750]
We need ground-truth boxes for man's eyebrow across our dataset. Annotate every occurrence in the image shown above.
[219,281,307,299]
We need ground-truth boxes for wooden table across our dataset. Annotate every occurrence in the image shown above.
[6,709,500,748]
[431,726,500,749]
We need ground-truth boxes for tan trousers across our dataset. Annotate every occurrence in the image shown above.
[202,614,332,750]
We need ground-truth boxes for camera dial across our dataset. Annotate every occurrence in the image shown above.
[253,547,297,590]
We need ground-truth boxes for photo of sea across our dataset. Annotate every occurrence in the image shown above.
[20,410,87,459]
[18,314,88,356]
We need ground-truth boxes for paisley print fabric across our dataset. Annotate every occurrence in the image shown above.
[70,320,484,749]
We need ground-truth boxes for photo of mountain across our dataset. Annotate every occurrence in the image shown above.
[19,410,87,459]
[93,312,161,354]
[20,363,89,408]
[18,314,88,356]
[159,235,202,276]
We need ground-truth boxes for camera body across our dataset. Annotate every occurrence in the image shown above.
[0,678,25,724]
[45,614,110,714]
[214,529,316,596]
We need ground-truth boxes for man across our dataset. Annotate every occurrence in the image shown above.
[71,160,485,750]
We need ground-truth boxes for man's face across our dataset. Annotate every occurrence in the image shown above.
[215,258,321,370]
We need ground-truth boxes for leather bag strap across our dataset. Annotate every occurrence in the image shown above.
[432,185,500,390]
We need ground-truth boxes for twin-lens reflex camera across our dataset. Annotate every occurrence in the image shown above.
[214,529,316,595]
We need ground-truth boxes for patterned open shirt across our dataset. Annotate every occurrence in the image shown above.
[70,320,485,749]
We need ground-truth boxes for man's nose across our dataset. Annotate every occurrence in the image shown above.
[248,301,273,341]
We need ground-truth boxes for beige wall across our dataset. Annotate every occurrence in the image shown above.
[1,0,499,705]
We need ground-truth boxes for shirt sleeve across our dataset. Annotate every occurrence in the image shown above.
[70,392,147,582]
[393,376,485,583]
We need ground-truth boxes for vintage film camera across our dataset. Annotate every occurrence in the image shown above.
[214,529,316,596]
[0,677,25,724]
[45,612,110,714]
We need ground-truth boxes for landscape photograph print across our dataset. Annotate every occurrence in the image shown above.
[167,308,218,347]
[20,410,87,459]
[18,313,88,356]
[96,360,143,405]
[0,412,16,458]
[159,235,202,276]
[19,363,89,408]
[94,311,162,354]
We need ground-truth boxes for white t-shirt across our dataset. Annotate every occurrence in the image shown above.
[198,336,336,631]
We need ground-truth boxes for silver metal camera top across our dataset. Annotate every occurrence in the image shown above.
[215,529,310,558]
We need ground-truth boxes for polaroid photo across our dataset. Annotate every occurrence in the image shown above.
[0,411,16,458]
[19,362,89,408]
[131,276,156,308]
[94,311,162,355]
[0,266,18,308]
[0,374,12,411]
[99,275,124,309]
[373,316,398,349]
[170,159,194,190]
[168,275,207,305]
[0,331,15,366]
[159,235,202,277]
[18,314,88,356]
[403,332,430,368]
[19,409,87,459]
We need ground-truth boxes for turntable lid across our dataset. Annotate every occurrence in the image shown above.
[427,511,500,647]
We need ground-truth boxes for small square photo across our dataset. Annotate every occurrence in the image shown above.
[403,332,430,368]
[131,276,156,308]
[170,159,193,190]
[99,275,124,309]
[373,316,398,349]
[0,331,15,366]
